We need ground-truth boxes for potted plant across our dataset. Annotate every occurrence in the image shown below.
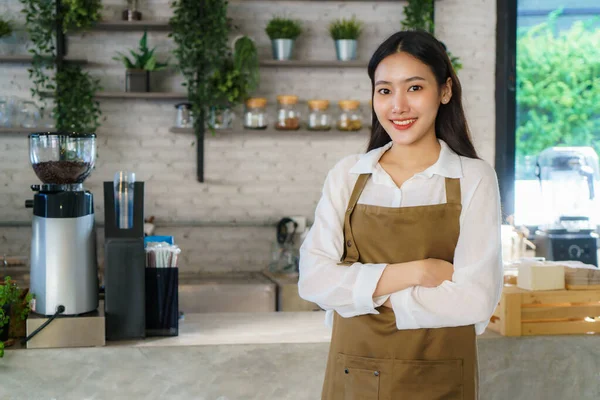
[207,35,259,130]
[0,276,34,358]
[265,17,302,61]
[112,29,169,92]
[329,16,363,61]
[0,17,14,55]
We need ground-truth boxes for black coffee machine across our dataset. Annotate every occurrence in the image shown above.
[534,147,600,266]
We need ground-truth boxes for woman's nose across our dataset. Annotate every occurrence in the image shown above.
[392,93,409,113]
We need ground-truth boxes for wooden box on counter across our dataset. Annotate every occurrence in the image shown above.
[262,270,322,312]
[488,285,600,336]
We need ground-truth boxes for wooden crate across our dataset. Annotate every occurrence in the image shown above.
[488,285,600,336]
[262,270,322,312]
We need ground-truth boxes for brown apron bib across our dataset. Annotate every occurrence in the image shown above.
[321,173,478,400]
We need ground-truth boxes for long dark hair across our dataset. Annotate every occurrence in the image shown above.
[367,30,478,159]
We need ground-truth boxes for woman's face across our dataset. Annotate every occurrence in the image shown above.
[373,51,451,147]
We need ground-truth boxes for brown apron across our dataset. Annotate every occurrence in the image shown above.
[321,173,478,400]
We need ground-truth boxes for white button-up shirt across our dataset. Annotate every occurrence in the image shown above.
[298,139,503,335]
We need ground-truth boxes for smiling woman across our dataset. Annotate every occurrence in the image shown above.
[298,30,503,400]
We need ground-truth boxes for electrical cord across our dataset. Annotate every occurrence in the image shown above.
[20,305,65,346]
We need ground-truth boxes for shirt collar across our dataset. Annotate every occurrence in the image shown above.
[349,139,463,179]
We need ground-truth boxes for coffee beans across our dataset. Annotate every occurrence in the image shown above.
[32,161,92,184]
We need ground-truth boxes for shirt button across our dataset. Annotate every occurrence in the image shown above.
[374,371,380,377]
[346,240,352,247]
[344,368,349,374]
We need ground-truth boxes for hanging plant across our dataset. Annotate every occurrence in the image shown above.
[170,0,230,180]
[20,0,103,132]
[170,0,230,120]
[209,36,259,107]
[401,0,462,72]
[401,0,434,34]
[61,0,102,33]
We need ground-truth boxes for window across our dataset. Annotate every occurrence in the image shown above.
[513,1,600,226]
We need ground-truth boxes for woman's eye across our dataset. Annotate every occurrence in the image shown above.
[408,85,422,92]
[377,88,391,95]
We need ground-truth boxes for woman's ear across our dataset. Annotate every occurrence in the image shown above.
[441,77,453,104]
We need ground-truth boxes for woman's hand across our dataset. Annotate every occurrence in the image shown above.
[417,258,454,287]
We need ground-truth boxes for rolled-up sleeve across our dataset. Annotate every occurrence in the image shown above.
[298,159,389,317]
[390,164,503,334]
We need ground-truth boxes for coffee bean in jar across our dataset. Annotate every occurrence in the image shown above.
[32,161,93,184]
[275,95,301,131]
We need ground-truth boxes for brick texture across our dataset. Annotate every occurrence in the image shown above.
[0,0,496,272]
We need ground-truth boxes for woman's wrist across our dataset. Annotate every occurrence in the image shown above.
[406,260,424,287]
[388,260,423,287]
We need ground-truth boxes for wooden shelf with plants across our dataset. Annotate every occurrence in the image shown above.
[95,92,187,100]
[1,0,445,184]
[91,20,171,32]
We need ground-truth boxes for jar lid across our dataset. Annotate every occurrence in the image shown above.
[307,100,329,111]
[246,97,268,108]
[175,102,192,109]
[339,100,360,110]
[277,95,299,105]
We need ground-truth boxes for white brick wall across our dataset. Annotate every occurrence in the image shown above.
[0,0,497,272]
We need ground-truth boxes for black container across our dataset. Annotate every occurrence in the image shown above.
[103,181,146,340]
[126,69,150,92]
[145,268,179,336]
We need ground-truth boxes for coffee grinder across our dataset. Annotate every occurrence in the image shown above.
[534,146,600,266]
[24,132,104,348]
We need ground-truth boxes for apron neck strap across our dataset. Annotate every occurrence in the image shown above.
[445,178,461,205]
[347,174,370,213]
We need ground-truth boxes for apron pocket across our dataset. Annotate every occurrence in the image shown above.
[335,353,391,400]
[391,359,464,400]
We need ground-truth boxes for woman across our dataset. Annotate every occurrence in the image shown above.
[298,30,503,400]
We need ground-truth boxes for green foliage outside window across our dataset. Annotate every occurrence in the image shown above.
[516,10,600,170]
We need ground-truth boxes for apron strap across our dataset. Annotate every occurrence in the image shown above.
[445,177,462,205]
[340,174,370,263]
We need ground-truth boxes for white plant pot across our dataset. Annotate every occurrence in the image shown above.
[335,39,357,61]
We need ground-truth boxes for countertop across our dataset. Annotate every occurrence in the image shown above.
[110,310,502,348]
[3,312,599,400]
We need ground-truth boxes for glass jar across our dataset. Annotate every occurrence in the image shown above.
[337,100,362,131]
[243,97,268,130]
[307,100,332,131]
[275,95,300,131]
[175,102,193,128]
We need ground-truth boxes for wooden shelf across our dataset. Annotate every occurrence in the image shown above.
[95,91,187,100]
[170,126,369,136]
[92,20,171,32]
[0,55,87,64]
[0,127,45,134]
[259,59,368,68]
[39,91,186,100]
